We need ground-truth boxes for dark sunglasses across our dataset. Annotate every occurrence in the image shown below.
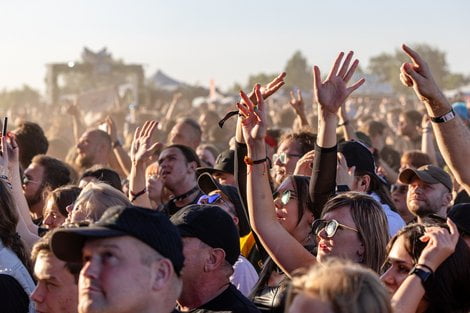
[311,219,358,238]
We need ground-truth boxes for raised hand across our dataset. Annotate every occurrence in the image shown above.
[314,51,365,115]
[247,72,286,106]
[418,218,459,272]
[289,89,305,116]
[131,121,162,165]
[400,44,445,104]
[336,152,355,188]
[237,84,266,146]
[294,150,315,176]
[105,116,118,142]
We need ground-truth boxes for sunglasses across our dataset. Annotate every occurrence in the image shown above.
[197,193,223,205]
[273,190,296,206]
[311,219,358,238]
[272,152,302,164]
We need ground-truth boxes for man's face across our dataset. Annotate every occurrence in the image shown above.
[76,132,101,168]
[398,115,414,137]
[406,177,450,218]
[272,139,302,186]
[23,162,45,207]
[79,236,155,313]
[31,251,79,313]
[179,237,209,300]
[157,147,193,189]
[168,122,197,149]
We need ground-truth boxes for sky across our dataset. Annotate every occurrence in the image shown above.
[0,0,469,93]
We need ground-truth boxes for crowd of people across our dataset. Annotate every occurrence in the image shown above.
[0,44,469,313]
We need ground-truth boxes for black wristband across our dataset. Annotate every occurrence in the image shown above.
[337,120,349,127]
[430,109,455,123]
[130,188,146,202]
[409,265,433,286]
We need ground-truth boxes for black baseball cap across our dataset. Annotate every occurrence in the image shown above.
[51,206,185,275]
[399,164,453,192]
[338,140,385,184]
[196,149,235,176]
[171,204,240,265]
[197,172,251,237]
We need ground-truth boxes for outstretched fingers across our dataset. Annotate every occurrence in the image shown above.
[327,52,345,80]
[338,51,354,78]
[343,58,359,83]
[313,66,322,94]
[402,44,424,67]
[347,78,366,94]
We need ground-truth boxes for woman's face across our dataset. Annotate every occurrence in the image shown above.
[274,177,300,235]
[288,292,334,313]
[380,235,414,294]
[42,198,66,230]
[316,206,364,264]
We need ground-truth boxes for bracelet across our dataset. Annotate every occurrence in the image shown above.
[244,156,269,165]
[0,175,8,181]
[416,263,434,274]
[130,188,146,202]
[430,108,455,123]
[337,120,349,127]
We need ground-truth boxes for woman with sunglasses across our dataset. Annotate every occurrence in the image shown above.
[238,52,389,279]
[381,219,470,313]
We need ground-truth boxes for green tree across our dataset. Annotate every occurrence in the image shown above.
[368,43,468,93]
[245,73,278,90]
[284,51,312,90]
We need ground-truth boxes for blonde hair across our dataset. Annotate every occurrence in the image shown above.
[288,259,391,313]
[321,192,389,273]
[71,182,131,223]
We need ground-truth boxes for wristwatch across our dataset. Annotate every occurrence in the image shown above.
[409,265,432,286]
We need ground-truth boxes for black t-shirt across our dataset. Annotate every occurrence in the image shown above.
[163,191,204,216]
[185,284,261,313]
[0,274,30,313]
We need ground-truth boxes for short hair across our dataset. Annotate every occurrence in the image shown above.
[31,231,81,283]
[164,144,201,167]
[87,129,112,147]
[400,150,432,169]
[386,223,470,312]
[279,131,317,156]
[14,121,49,169]
[363,120,386,137]
[177,117,202,139]
[44,185,81,218]
[80,166,122,191]
[288,259,392,313]
[321,192,389,273]
[32,155,72,190]
[72,182,131,223]
[402,110,422,127]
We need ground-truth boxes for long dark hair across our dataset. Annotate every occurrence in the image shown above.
[0,180,32,274]
[387,223,470,313]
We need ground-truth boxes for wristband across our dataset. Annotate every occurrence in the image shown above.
[244,156,269,165]
[430,109,455,124]
[409,265,433,286]
[130,188,146,202]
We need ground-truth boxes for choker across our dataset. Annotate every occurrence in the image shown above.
[172,186,199,202]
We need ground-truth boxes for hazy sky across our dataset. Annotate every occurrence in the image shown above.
[0,0,469,92]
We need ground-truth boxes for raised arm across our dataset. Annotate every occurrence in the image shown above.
[1,134,39,250]
[105,116,132,176]
[401,44,470,193]
[240,84,316,276]
[289,89,310,131]
[128,121,162,208]
[391,219,459,313]
[309,51,365,210]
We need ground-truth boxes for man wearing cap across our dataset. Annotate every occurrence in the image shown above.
[171,204,261,313]
[50,206,184,313]
[196,149,236,186]
[197,173,258,296]
[399,164,453,222]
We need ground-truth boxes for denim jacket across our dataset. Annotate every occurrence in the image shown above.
[0,239,36,313]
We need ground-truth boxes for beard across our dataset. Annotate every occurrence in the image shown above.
[77,154,95,170]
[26,188,43,208]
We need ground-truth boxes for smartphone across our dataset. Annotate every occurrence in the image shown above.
[2,117,7,136]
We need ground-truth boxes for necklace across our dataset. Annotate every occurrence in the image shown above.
[172,186,199,202]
